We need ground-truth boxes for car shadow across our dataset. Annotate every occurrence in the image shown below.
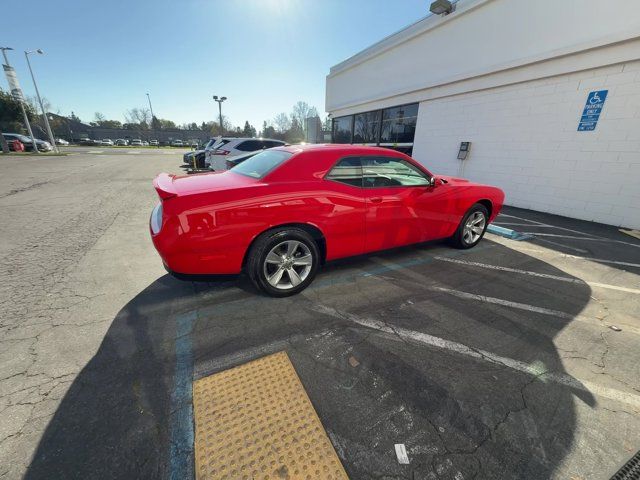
[495,205,640,274]
[25,239,595,479]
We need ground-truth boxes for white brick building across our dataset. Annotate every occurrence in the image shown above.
[325,0,640,228]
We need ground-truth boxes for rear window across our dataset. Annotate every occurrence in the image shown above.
[236,140,263,152]
[212,139,230,149]
[230,150,293,179]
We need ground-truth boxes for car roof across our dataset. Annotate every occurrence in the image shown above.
[225,137,285,143]
[275,143,409,156]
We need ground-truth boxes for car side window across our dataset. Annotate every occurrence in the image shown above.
[361,156,430,188]
[236,140,261,152]
[326,157,362,187]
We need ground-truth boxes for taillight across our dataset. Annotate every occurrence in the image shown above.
[214,149,230,155]
[150,202,163,235]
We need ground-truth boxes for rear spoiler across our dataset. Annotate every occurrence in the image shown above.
[153,173,178,200]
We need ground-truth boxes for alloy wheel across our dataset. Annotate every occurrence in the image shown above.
[263,240,313,290]
[463,211,486,244]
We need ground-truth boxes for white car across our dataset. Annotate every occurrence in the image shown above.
[142,141,149,146]
[55,138,69,146]
[102,139,114,146]
[130,139,143,146]
[205,137,286,170]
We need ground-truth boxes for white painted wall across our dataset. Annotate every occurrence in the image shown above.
[326,0,640,227]
[327,0,640,113]
[412,61,640,228]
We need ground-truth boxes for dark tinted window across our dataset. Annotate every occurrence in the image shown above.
[326,157,362,187]
[380,103,418,144]
[353,111,381,143]
[263,140,284,148]
[332,116,353,143]
[361,156,429,188]
[230,150,293,178]
[235,140,263,152]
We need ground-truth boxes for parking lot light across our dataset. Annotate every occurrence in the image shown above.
[25,49,58,153]
[212,95,227,136]
[1,46,39,153]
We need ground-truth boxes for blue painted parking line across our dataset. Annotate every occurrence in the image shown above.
[169,310,196,480]
[487,224,533,241]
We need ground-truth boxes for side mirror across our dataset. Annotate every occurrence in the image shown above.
[428,176,437,187]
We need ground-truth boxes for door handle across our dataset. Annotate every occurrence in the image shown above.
[370,197,383,203]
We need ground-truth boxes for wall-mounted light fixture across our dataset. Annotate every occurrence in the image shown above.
[430,0,455,15]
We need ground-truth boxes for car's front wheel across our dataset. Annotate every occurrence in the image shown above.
[451,203,489,249]
[246,227,320,297]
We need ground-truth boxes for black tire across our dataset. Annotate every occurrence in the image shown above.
[451,203,489,249]
[246,227,320,297]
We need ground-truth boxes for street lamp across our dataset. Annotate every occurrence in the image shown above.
[212,95,227,136]
[146,92,158,146]
[1,46,39,153]
[25,49,58,152]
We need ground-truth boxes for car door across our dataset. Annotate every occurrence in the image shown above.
[322,157,366,259]
[361,155,446,252]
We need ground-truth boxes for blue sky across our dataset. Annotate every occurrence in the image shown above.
[3,0,427,129]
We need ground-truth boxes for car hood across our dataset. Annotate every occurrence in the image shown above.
[153,171,257,199]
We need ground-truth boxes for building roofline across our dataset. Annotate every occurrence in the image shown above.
[328,0,492,78]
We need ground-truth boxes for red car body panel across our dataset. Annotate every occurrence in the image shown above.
[151,145,504,275]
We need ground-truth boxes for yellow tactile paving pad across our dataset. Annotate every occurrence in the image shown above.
[193,351,349,480]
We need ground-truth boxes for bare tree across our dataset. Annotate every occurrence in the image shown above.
[291,101,319,127]
[94,112,106,123]
[273,112,291,133]
[124,107,151,129]
[25,95,53,114]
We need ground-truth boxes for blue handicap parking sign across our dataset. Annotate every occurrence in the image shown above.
[578,90,608,131]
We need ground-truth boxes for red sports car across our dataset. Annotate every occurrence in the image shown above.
[151,144,504,296]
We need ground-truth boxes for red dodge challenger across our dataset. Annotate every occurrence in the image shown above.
[151,144,504,296]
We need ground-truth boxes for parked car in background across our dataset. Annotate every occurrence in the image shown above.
[102,139,114,146]
[170,139,184,147]
[142,141,149,146]
[150,144,505,296]
[130,139,143,147]
[224,150,260,170]
[55,138,69,146]
[115,139,128,146]
[149,139,159,146]
[183,149,207,169]
[205,137,286,170]
[2,133,53,152]
[7,139,25,152]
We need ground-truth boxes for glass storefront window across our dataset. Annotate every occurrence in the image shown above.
[380,103,418,144]
[332,116,353,143]
[353,111,381,144]
[331,103,418,149]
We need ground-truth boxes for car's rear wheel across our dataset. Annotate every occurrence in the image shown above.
[246,227,320,297]
[451,203,489,249]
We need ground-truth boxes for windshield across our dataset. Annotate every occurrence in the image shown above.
[230,150,292,179]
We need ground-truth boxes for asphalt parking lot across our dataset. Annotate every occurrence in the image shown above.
[1,148,639,480]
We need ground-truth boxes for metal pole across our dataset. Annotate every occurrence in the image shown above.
[25,50,58,152]
[146,93,157,147]
[1,48,38,154]
[218,102,223,135]
[146,92,155,120]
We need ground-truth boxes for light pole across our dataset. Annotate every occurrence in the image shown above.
[212,95,227,136]
[146,93,157,146]
[25,49,58,152]
[1,46,39,154]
